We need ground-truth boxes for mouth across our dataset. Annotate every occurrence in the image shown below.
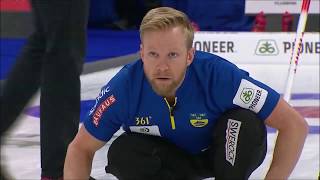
[154,77,171,83]
[155,76,171,80]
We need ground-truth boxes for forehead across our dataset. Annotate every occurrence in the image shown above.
[141,27,187,49]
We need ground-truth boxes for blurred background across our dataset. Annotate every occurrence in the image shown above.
[1,0,319,78]
[0,0,319,73]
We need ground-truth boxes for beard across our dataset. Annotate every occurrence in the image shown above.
[150,78,178,97]
[147,69,186,97]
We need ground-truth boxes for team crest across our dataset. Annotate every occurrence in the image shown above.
[189,113,208,127]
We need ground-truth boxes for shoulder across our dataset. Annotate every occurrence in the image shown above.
[110,60,143,84]
[193,50,218,61]
[191,51,243,76]
[193,51,237,68]
[119,60,143,76]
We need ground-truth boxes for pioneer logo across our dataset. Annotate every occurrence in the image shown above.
[233,79,268,113]
[249,89,262,110]
[240,88,255,104]
[255,40,279,56]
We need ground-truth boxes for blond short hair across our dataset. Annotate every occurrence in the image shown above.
[140,7,194,49]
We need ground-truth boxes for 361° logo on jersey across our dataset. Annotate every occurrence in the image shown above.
[255,39,279,56]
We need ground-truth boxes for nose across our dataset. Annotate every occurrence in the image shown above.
[156,59,169,72]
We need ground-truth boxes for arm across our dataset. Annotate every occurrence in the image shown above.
[264,98,309,179]
[64,125,106,179]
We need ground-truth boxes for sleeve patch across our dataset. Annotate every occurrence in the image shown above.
[92,95,116,127]
[233,79,268,113]
[89,86,110,115]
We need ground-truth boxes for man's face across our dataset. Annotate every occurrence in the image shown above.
[140,26,194,97]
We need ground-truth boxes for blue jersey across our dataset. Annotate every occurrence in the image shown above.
[84,51,280,154]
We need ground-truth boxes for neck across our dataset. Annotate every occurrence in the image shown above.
[165,96,176,106]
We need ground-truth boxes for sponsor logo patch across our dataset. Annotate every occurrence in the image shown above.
[233,79,268,113]
[92,94,116,127]
[225,119,241,166]
[240,88,254,104]
[129,125,161,136]
[89,86,110,115]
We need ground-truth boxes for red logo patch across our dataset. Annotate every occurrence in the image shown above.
[92,95,116,127]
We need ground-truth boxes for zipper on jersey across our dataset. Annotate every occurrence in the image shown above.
[164,97,177,130]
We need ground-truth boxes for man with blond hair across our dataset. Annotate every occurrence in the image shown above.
[64,7,308,180]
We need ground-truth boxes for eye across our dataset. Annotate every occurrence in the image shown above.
[168,52,178,58]
[148,51,158,58]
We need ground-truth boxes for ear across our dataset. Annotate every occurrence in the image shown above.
[186,48,195,66]
[140,44,144,62]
